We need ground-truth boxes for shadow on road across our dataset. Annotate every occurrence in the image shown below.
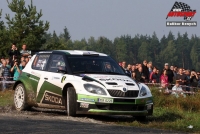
[26,107,183,124]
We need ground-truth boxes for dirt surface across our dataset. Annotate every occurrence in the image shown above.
[0,107,183,134]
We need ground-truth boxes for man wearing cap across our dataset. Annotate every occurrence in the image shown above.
[163,63,174,88]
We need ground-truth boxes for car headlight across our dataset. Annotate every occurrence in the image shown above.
[84,84,107,95]
[139,86,147,97]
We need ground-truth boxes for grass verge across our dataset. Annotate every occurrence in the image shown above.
[0,90,14,107]
[118,87,200,133]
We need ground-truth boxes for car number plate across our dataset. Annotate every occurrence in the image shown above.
[98,98,113,103]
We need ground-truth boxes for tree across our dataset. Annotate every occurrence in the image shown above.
[59,26,71,42]
[138,42,152,62]
[0,9,10,56]
[5,0,49,50]
[160,40,178,65]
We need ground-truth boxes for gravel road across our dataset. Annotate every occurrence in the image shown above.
[0,107,181,134]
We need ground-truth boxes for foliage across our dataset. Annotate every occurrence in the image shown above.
[5,0,49,51]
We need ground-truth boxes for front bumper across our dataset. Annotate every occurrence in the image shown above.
[76,94,153,116]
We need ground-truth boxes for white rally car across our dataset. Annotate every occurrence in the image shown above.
[13,50,153,119]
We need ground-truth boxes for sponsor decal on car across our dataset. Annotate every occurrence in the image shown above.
[61,76,66,83]
[80,98,95,102]
[41,91,64,105]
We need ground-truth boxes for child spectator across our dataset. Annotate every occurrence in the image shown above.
[172,80,186,98]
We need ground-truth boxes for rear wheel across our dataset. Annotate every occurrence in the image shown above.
[14,84,30,111]
[66,87,77,116]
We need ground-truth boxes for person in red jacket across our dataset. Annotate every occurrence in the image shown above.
[160,69,169,88]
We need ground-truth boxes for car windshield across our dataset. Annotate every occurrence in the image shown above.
[67,55,125,75]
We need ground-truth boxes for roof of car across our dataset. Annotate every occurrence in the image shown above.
[37,50,108,56]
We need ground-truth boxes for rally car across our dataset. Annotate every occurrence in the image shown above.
[13,50,153,119]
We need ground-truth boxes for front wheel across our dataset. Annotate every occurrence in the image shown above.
[14,84,30,111]
[66,87,77,116]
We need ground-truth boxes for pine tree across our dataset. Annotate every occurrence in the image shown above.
[0,9,10,56]
[5,0,49,50]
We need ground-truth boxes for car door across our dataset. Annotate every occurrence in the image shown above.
[39,54,66,106]
[29,54,50,102]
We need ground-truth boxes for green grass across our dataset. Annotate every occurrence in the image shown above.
[0,90,14,107]
[117,87,200,133]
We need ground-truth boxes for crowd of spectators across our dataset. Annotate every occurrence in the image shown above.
[119,60,200,96]
[0,43,31,91]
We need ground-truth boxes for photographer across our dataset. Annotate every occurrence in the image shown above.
[10,59,23,81]
[8,43,20,61]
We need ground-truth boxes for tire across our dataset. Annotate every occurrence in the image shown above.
[14,84,30,111]
[66,87,77,116]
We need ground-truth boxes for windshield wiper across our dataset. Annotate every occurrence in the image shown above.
[73,71,104,74]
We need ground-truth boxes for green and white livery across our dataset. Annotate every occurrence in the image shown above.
[13,50,153,119]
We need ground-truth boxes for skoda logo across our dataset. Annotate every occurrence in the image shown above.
[123,87,127,92]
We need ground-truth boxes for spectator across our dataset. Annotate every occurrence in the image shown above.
[150,67,159,83]
[156,69,161,83]
[147,61,153,74]
[135,67,145,82]
[173,66,178,76]
[122,61,131,77]
[131,71,136,80]
[25,57,30,63]
[20,44,31,58]
[176,68,187,90]
[142,60,149,82]
[121,61,126,70]
[8,43,20,61]
[163,63,174,88]
[1,60,11,91]
[185,70,191,91]
[160,69,168,89]
[10,59,24,81]
[172,80,186,98]
[127,64,132,74]
[131,65,136,72]
[0,56,5,67]
[190,69,198,91]
[118,62,122,67]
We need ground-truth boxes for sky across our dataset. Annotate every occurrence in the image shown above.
[0,0,200,41]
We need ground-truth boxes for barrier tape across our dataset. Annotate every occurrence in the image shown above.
[0,81,15,83]
[144,82,199,89]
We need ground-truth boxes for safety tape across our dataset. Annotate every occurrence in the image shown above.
[0,81,15,83]
[159,89,195,94]
[0,77,18,78]
[144,82,199,89]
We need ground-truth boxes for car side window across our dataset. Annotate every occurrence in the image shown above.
[32,54,50,71]
[48,55,66,73]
